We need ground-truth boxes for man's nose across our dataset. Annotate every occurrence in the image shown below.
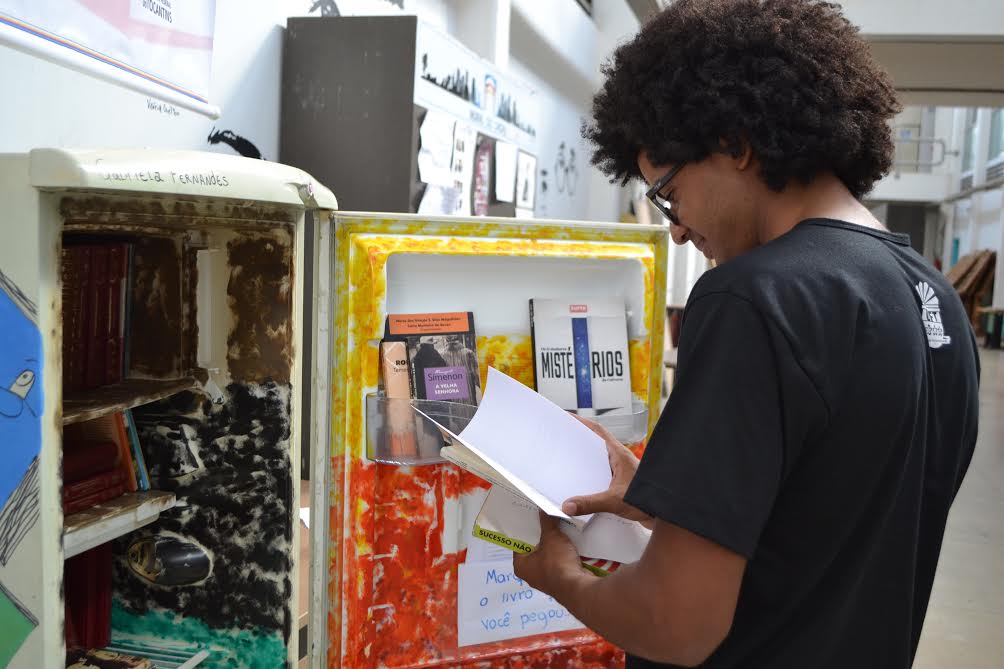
[669,222,690,246]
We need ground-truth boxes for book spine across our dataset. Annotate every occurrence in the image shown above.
[62,482,125,515]
[62,440,121,484]
[122,243,134,379]
[85,245,110,389]
[105,244,128,385]
[124,409,151,491]
[381,341,418,459]
[571,317,593,410]
[62,468,126,501]
[114,412,139,492]
[529,299,538,391]
[76,247,93,391]
[61,247,80,392]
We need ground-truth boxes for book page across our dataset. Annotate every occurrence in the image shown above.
[457,368,612,525]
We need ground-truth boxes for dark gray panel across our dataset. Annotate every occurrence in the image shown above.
[281,17,418,212]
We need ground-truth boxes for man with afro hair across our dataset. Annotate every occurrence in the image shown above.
[513,1,980,667]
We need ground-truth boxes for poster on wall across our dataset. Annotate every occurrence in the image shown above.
[0,0,219,117]
[515,151,537,211]
[415,21,537,156]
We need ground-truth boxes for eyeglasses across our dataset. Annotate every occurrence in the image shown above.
[645,163,684,225]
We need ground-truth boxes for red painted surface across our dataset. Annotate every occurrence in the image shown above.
[332,456,628,667]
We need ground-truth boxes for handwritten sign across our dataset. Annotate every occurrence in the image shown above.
[457,559,584,647]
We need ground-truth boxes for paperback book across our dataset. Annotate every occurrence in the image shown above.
[384,311,482,404]
[529,297,632,416]
[417,367,649,573]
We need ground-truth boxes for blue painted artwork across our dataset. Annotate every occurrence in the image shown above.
[0,270,42,565]
[0,269,42,666]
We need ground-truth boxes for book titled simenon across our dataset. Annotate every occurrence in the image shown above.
[530,297,632,416]
[384,312,482,405]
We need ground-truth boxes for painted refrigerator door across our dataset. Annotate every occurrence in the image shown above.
[0,156,61,669]
[325,213,669,667]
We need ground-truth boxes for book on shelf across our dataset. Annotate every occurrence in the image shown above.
[84,245,109,389]
[64,543,113,650]
[62,469,126,506]
[104,243,129,386]
[61,245,90,392]
[417,367,650,572]
[63,481,127,515]
[62,439,120,484]
[62,412,137,514]
[66,648,153,669]
[123,409,151,491]
[112,412,138,492]
[384,311,482,405]
[63,240,132,392]
[530,297,632,416]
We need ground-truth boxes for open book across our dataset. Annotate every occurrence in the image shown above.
[415,367,650,572]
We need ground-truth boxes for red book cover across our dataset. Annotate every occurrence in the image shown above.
[61,440,120,484]
[62,469,126,503]
[62,482,125,515]
[61,246,93,392]
[104,244,129,385]
[64,544,112,649]
[84,245,110,389]
[61,246,80,392]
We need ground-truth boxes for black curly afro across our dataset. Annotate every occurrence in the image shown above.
[584,0,902,199]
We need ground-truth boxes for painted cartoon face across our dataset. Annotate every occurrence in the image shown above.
[9,370,34,399]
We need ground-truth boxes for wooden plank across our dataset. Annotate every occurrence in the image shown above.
[63,377,197,425]
[63,490,176,559]
[946,251,980,287]
[957,251,994,298]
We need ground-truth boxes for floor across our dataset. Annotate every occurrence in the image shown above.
[913,348,1004,669]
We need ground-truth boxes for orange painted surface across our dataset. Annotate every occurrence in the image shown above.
[328,216,669,667]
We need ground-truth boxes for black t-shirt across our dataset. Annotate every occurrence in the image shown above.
[624,219,980,669]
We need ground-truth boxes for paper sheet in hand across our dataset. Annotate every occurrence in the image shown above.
[474,485,651,565]
[416,367,612,529]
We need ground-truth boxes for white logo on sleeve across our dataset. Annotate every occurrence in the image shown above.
[916,281,952,349]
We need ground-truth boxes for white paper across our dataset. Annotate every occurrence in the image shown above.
[515,151,537,210]
[457,560,584,647]
[477,486,650,565]
[494,142,519,203]
[299,507,310,529]
[419,368,612,528]
[418,184,460,215]
[418,111,456,187]
[450,122,477,215]
[515,207,534,219]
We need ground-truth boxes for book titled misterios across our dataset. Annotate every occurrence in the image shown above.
[530,297,631,415]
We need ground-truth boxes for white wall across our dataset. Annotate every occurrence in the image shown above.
[1,0,639,224]
[0,1,287,159]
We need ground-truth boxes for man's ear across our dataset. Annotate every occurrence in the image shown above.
[719,137,754,171]
[736,141,754,171]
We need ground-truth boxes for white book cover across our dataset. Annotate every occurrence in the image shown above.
[530,297,632,416]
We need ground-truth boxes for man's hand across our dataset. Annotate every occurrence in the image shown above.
[513,512,586,595]
[563,415,652,524]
